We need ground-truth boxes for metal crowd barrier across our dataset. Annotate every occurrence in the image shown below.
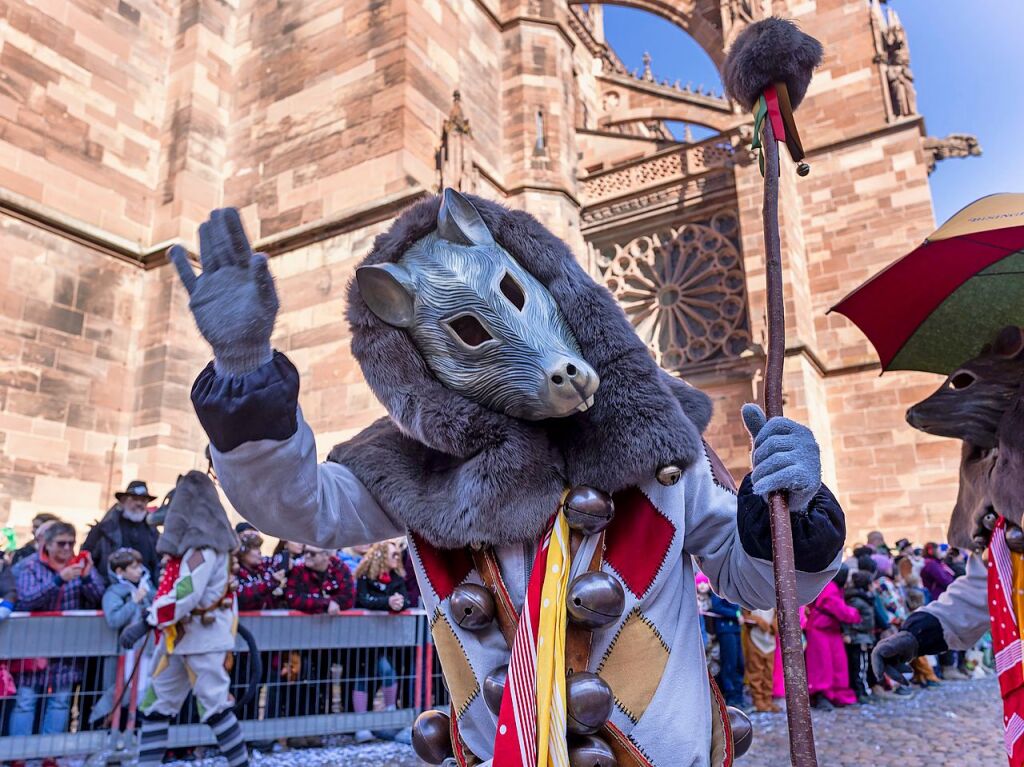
[0,610,449,762]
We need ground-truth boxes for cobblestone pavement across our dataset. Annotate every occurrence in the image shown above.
[162,678,1002,767]
[745,677,1003,767]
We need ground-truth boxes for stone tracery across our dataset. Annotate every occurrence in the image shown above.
[596,213,751,371]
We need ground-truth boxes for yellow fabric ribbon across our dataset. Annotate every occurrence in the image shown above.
[535,510,572,767]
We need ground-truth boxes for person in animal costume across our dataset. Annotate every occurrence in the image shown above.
[168,186,845,767]
[873,326,1024,767]
[118,471,248,767]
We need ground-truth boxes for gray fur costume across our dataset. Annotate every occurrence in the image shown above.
[184,194,845,766]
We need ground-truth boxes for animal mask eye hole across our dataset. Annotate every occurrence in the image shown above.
[949,371,976,390]
[447,315,493,347]
[500,272,526,311]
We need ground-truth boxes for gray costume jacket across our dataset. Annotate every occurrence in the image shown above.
[903,552,990,655]
[188,193,845,766]
[204,389,842,767]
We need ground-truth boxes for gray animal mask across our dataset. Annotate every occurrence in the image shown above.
[356,189,599,420]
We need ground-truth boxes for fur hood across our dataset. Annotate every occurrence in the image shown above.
[330,194,713,549]
[157,471,238,557]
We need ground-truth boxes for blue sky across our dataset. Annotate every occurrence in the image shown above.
[602,0,1023,224]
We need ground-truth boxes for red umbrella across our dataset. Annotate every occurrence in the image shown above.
[831,193,1024,374]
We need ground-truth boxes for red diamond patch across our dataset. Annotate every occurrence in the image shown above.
[605,487,676,598]
[410,532,473,601]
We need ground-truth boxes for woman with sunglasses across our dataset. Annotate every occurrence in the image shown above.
[10,521,104,748]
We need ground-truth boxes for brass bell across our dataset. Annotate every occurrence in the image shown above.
[972,533,990,552]
[656,465,682,486]
[412,709,454,765]
[200,613,216,626]
[796,162,811,177]
[1006,524,1024,553]
[567,572,625,630]
[981,510,999,531]
[563,486,615,535]
[483,665,507,716]
[569,734,617,767]
[220,597,233,609]
[566,672,614,735]
[727,705,753,758]
[450,584,496,631]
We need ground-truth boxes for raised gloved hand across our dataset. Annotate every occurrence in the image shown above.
[119,620,150,650]
[741,403,821,511]
[871,631,919,682]
[168,208,279,376]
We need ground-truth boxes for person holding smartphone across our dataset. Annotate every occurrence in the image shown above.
[10,521,104,742]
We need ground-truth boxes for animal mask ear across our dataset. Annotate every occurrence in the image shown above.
[356,263,416,328]
[992,326,1024,359]
[437,188,495,247]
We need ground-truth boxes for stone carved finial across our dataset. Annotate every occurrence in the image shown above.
[642,52,654,82]
[443,90,472,136]
[872,3,918,119]
[923,134,982,174]
[437,90,476,193]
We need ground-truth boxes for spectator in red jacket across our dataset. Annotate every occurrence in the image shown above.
[235,531,284,610]
[284,547,354,614]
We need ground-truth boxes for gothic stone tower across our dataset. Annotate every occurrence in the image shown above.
[0,0,969,544]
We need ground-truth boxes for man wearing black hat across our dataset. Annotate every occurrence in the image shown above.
[83,481,161,585]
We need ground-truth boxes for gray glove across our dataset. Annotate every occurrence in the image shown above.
[119,620,150,650]
[168,208,279,376]
[871,631,919,682]
[742,403,821,511]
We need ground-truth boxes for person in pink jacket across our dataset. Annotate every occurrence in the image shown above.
[805,565,860,709]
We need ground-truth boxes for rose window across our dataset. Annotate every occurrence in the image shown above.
[597,213,752,371]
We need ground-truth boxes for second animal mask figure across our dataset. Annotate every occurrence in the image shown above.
[171,190,846,767]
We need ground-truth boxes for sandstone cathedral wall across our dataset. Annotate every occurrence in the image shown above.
[0,0,963,548]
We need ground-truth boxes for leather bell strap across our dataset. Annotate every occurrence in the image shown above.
[473,533,649,767]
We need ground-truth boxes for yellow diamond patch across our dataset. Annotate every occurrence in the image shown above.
[431,610,480,717]
[597,609,670,722]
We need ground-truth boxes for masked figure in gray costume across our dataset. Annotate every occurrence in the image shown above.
[170,190,846,767]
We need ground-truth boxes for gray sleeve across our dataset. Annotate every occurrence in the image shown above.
[682,456,839,610]
[920,552,991,651]
[211,406,404,549]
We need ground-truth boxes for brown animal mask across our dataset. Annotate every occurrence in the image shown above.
[906,326,1024,449]
[906,326,1024,548]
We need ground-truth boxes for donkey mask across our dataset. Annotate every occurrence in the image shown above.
[906,325,1024,548]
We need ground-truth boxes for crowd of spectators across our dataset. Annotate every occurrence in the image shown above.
[0,481,424,761]
[0,481,999,762]
[698,530,994,715]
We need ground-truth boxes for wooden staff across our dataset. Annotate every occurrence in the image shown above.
[723,18,823,767]
[761,115,817,767]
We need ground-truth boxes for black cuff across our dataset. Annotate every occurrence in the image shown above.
[737,474,846,573]
[903,611,949,655]
[192,351,300,453]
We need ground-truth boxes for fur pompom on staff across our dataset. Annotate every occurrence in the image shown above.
[724,17,823,111]
[724,17,824,767]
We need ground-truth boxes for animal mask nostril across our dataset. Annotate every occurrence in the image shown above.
[566,364,577,376]
[552,374,565,385]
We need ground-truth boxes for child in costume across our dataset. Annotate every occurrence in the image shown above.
[118,471,247,767]
[169,189,847,767]
[741,608,778,713]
